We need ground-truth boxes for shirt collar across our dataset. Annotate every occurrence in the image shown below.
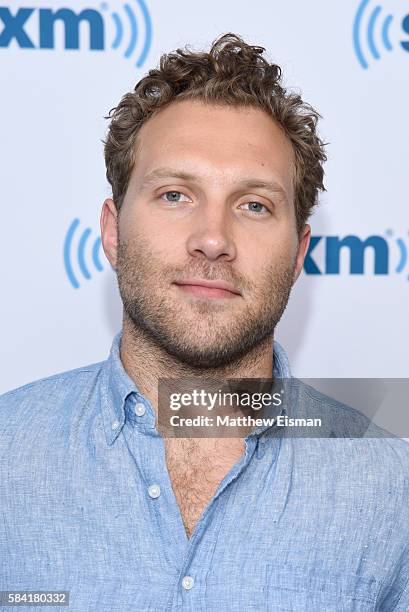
[100,330,292,446]
[250,337,292,437]
[272,338,291,379]
[100,331,139,446]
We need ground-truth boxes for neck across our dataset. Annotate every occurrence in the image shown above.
[119,312,275,414]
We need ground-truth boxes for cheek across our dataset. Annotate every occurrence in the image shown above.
[277,228,299,260]
[136,228,183,269]
[119,209,168,251]
[149,231,182,262]
[250,232,298,268]
[139,214,191,259]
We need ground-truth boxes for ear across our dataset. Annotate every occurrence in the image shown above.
[293,224,311,284]
[100,198,119,270]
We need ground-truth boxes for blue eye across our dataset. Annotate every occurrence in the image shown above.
[241,202,270,215]
[160,191,189,202]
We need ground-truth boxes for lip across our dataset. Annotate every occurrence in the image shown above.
[173,278,241,299]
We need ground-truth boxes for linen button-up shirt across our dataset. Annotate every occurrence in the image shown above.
[1,331,409,611]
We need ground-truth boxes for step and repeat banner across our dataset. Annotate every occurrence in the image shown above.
[1,0,408,393]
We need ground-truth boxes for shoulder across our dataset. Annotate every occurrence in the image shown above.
[290,377,406,441]
[289,377,409,501]
[0,362,105,441]
[0,361,104,403]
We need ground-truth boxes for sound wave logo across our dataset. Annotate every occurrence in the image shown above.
[386,229,409,279]
[64,219,105,289]
[0,0,153,68]
[101,0,152,67]
[353,0,394,69]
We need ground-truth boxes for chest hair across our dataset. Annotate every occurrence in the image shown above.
[164,438,245,538]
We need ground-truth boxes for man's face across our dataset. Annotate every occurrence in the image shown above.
[103,99,310,369]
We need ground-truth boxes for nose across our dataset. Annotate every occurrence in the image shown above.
[185,202,237,262]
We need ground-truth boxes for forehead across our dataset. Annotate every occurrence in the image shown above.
[132,99,295,200]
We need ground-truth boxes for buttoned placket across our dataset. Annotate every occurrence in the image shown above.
[120,393,263,611]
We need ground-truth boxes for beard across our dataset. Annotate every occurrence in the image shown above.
[116,231,296,370]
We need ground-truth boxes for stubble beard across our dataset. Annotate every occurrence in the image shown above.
[116,234,296,370]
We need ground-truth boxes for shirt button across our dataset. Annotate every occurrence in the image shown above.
[182,576,194,590]
[148,484,161,499]
[111,420,120,430]
[134,402,146,417]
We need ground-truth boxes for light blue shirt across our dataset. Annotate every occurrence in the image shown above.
[1,331,409,611]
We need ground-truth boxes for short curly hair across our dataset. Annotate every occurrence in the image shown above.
[104,32,327,235]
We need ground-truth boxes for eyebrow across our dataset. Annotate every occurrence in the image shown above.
[140,167,289,203]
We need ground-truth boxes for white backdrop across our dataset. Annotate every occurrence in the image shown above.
[1,0,408,394]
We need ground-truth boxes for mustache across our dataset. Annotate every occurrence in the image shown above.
[173,268,245,287]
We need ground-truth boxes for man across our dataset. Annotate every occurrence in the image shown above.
[1,32,409,611]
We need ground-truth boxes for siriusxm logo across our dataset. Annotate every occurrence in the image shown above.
[64,219,104,289]
[0,0,152,67]
[305,231,409,277]
[63,222,409,288]
[353,0,409,69]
